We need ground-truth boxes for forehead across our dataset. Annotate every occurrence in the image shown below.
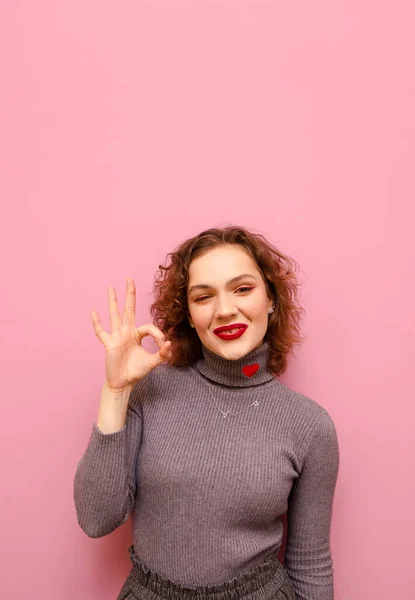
[188,245,260,282]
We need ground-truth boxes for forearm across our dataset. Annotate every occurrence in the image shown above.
[97,381,134,433]
[74,379,146,537]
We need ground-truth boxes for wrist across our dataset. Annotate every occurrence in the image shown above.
[103,381,133,396]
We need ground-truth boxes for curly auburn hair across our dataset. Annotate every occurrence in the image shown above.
[150,225,306,376]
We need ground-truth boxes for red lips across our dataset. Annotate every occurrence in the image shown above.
[213,323,247,334]
[214,324,248,341]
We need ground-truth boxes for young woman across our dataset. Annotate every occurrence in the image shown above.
[74,225,340,600]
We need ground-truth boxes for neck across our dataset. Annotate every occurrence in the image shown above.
[195,341,275,387]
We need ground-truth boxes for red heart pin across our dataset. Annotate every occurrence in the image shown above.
[242,363,260,378]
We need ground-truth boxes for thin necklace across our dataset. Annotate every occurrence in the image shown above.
[205,381,260,419]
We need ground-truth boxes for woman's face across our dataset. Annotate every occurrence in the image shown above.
[187,244,273,360]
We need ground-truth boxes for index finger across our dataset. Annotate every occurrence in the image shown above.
[134,324,165,348]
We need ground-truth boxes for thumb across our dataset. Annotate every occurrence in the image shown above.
[158,340,172,362]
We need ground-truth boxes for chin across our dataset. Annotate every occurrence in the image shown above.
[209,337,262,360]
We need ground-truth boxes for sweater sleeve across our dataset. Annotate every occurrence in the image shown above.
[284,408,340,600]
[73,376,149,538]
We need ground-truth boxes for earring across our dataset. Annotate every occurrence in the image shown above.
[268,305,275,315]
[190,323,195,328]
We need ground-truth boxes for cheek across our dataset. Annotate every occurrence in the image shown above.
[245,295,268,317]
[191,306,211,327]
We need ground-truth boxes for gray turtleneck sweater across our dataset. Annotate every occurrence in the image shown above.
[74,342,339,599]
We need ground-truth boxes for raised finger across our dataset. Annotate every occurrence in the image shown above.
[122,278,136,326]
[90,309,110,344]
[108,286,122,332]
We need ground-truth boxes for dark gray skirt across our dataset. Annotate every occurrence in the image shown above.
[116,545,296,600]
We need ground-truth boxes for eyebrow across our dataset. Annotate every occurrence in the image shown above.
[188,273,257,295]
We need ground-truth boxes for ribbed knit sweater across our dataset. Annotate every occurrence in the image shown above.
[74,341,339,600]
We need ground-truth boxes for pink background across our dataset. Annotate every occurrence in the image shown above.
[1,1,414,598]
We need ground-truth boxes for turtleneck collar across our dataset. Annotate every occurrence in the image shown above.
[195,341,275,387]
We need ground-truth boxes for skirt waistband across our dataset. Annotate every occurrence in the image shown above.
[127,545,290,600]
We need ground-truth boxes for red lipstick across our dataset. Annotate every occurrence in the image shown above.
[213,323,248,340]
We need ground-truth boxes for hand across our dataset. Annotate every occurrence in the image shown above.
[90,278,172,391]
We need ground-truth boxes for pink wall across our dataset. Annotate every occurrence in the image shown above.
[2,1,414,598]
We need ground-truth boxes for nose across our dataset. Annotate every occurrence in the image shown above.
[214,295,238,320]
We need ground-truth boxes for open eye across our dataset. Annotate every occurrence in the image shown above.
[236,286,254,293]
